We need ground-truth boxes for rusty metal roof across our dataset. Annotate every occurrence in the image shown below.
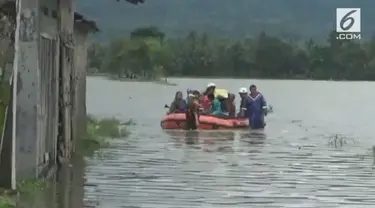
[118,0,145,4]
[74,12,99,32]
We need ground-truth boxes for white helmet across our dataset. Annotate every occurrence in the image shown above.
[239,87,248,93]
[207,83,216,87]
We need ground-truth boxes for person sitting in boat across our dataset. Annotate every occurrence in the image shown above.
[191,90,205,111]
[215,92,235,117]
[205,83,216,95]
[192,90,201,99]
[246,85,267,129]
[207,93,223,116]
[186,90,203,109]
[185,93,200,130]
[200,83,216,111]
[216,94,227,115]
[227,93,236,117]
[237,87,249,118]
[168,91,187,114]
[186,89,197,103]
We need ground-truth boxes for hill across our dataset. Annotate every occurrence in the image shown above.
[77,0,375,41]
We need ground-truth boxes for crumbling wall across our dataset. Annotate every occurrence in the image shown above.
[15,0,63,179]
[0,0,89,189]
[37,0,59,176]
[57,0,74,161]
[73,27,88,145]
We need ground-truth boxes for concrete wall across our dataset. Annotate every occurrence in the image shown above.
[15,0,40,179]
[0,0,92,188]
[15,0,73,179]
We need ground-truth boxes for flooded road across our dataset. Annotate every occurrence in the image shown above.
[84,77,375,208]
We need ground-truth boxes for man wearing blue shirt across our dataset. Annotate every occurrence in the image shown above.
[247,85,267,129]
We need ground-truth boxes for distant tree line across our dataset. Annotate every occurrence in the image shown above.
[88,26,375,81]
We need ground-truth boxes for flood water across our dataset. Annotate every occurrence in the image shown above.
[83,77,375,208]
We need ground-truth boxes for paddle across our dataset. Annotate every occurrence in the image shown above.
[164,104,170,108]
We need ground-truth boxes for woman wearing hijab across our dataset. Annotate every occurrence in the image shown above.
[168,91,187,114]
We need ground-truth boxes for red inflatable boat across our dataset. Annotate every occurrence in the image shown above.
[161,113,249,130]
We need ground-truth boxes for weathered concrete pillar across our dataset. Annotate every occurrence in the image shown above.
[14,0,40,180]
[0,0,40,189]
[72,15,98,152]
[57,0,74,161]
[73,25,88,149]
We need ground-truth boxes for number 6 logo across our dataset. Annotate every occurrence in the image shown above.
[340,10,356,31]
[336,8,361,33]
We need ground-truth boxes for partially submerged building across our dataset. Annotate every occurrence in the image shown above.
[0,0,98,189]
[72,12,99,154]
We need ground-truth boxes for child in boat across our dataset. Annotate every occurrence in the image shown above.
[185,94,200,130]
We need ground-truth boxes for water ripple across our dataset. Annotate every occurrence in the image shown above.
[84,77,375,208]
[83,130,375,208]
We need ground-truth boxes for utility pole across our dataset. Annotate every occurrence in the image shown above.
[11,0,22,190]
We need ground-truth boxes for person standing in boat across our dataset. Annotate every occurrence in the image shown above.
[246,85,267,129]
[237,87,249,118]
[168,91,187,114]
[227,93,236,117]
[185,93,200,130]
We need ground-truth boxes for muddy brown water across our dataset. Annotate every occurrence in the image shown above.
[82,77,375,208]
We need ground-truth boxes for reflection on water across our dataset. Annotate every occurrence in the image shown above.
[17,129,268,208]
[240,131,266,145]
[17,155,85,208]
[166,130,237,146]
[184,131,199,145]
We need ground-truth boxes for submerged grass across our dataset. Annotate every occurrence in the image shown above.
[327,134,357,148]
[79,115,134,156]
[16,179,51,207]
[0,189,15,208]
[0,179,46,208]
[0,83,10,137]
[17,179,46,195]
[0,195,15,208]
[0,84,12,208]
[90,73,177,86]
[0,115,134,206]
